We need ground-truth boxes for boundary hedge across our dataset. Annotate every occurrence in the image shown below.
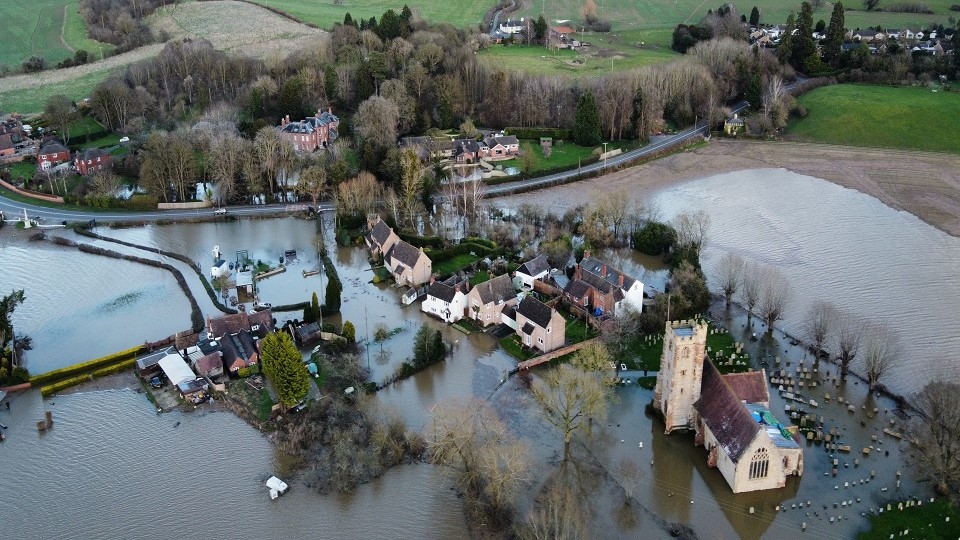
[31,345,146,386]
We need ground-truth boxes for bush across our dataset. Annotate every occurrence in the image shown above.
[40,375,92,396]
[885,2,933,12]
[90,358,136,378]
[632,221,677,256]
[237,367,250,378]
[504,127,572,140]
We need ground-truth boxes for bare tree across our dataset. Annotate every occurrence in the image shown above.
[803,301,836,359]
[355,95,400,147]
[759,267,790,332]
[254,126,282,199]
[532,364,608,460]
[571,341,616,386]
[614,459,643,503]
[43,95,77,145]
[907,381,960,496]
[209,133,244,203]
[519,479,589,540]
[672,209,711,255]
[605,190,629,241]
[861,322,899,391]
[88,169,120,196]
[337,171,382,218]
[740,262,762,319]
[716,252,744,307]
[399,149,425,229]
[296,164,329,210]
[834,311,865,378]
[428,400,530,521]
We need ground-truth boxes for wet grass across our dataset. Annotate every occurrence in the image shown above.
[469,270,489,286]
[857,498,960,539]
[0,67,117,114]
[433,253,481,276]
[0,0,113,69]
[787,84,960,154]
[499,334,533,361]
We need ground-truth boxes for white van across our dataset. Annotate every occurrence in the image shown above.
[214,208,227,215]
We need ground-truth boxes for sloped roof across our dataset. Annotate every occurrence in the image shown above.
[486,135,519,147]
[563,279,591,299]
[427,280,457,303]
[76,148,110,161]
[580,256,636,291]
[517,296,553,329]
[390,240,425,268]
[521,322,535,335]
[369,218,394,247]
[722,371,769,404]
[502,305,516,321]
[209,310,273,339]
[474,274,515,304]
[194,352,223,375]
[39,142,68,155]
[694,359,761,463]
[517,254,550,278]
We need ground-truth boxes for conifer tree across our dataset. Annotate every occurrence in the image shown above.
[749,6,760,26]
[824,2,845,64]
[573,90,602,147]
[260,332,309,408]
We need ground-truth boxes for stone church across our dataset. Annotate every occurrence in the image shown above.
[652,320,804,493]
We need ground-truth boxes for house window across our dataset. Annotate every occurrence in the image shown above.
[538,337,543,344]
[680,370,685,376]
[749,448,770,479]
[547,327,551,334]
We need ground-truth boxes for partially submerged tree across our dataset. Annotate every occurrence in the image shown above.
[518,479,589,540]
[907,381,960,496]
[758,267,791,332]
[428,399,530,525]
[739,262,762,319]
[834,311,865,377]
[861,322,899,391]
[260,331,310,408]
[716,252,745,307]
[803,301,836,359]
[532,364,608,460]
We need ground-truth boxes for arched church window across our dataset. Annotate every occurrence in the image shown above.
[749,447,769,479]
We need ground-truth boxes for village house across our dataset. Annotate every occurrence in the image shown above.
[74,148,112,176]
[0,135,15,158]
[386,240,432,287]
[850,29,886,42]
[220,330,260,373]
[515,296,566,353]
[453,139,483,163]
[278,108,339,152]
[207,309,274,339]
[514,254,551,290]
[158,354,209,403]
[37,142,70,171]
[563,251,644,318]
[452,134,520,163]
[365,215,400,259]
[421,276,469,323]
[466,273,517,326]
[724,114,745,136]
[183,338,225,379]
[653,320,803,493]
[401,136,453,161]
[205,310,272,374]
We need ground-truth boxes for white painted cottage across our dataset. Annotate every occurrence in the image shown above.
[421,277,468,323]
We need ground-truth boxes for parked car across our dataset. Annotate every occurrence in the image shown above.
[149,376,163,388]
[119,136,130,143]
[214,208,227,215]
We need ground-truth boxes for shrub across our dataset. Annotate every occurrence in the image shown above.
[632,221,677,256]
[238,367,250,378]
[40,375,92,396]
[885,2,933,12]
[30,345,146,386]
[504,127,572,140]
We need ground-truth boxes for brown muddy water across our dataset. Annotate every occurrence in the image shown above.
[0,168,945,538]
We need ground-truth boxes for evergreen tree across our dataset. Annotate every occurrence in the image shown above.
[573,90,602,147]
[815,19,826,34]
[432,330,444,362]
[343,13,356,28]
[400,4,413,36]
[791,2,817,70]
[777,12,796,65]
[954,21,960,72]
[260,332,310,408]
[342,321,356,343]
[534,15,548,41]
[824,2,845,65]
[749,6,760,26]
[310,291,320,322]
[745,71,762,109]
[368,16,377,30]
[303,305,314,324]
[377,9,402,40]
[324,273,341,314]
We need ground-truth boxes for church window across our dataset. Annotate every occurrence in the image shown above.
[681,370,686,376]
[749,447,770,479]
[682,347,690,359]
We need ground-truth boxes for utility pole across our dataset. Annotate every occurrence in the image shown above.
[365,306,371,370]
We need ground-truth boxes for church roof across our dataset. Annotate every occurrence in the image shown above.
[721,371,770,404]
[694,358,762,463]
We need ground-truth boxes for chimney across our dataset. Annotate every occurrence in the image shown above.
[430,275,435,284]
[601,265,607,277]
[618,274,624,288]
[583,249,591,261]
[285,114,290,124]
[454,282,461,293]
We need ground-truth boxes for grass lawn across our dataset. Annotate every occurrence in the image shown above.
[564,314,595,344]
[478,42,677,77]
[787,84,960,154]
[618,322,743,372]
[433,253,481,276]
[497,140,612,175]
[857,498,960,539]
[500,334,533,361]
[5,162,37,182]
[250,0,489,30]
[469,269,489,286]
[79,133,120,149]
[70,115,108,138]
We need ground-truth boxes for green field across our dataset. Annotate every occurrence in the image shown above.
[786,84,960,154]
[0,67,117,115]
[252,0,489,29]
[0,0,112,69]
[479,39,677,76]
[498,139,635,174]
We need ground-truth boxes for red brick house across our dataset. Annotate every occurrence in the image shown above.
[452,134,520,163]
[74,148,112,175]
[278,108,339,152]
[0,134,14,158]
[37,142,70,171]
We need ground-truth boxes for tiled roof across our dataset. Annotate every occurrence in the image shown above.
[502,305,516,321]
[427,281,457,303]
[580,256,636,291]
[369,218,394,247]
[517,254,550,278]
[694,359,761,463]
[517,296,553,329]
[76,148,109,161]
[194,352,223,375]
[39,142,68,155]
[389,240,424,269]
[474,274,515,304]
[563,279,591,299]
[722,371,769,404]
[521,322,535,335]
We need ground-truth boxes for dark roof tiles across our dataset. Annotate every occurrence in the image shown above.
[474,274,515,304]
[390,240,425,269]
[694,359,762,463]
[517,254,550,278]
[517,296,554,329]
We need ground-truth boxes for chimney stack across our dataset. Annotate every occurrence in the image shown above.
[618,274,624,288]
[601,265,607,277]
[583,249,591,260]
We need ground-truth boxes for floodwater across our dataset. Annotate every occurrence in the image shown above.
[0,167,948,538]
[499,168,960,396]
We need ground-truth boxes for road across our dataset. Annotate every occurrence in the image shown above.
[4,91,801,224]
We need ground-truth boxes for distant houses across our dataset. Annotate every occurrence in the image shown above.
[453,134,520,163]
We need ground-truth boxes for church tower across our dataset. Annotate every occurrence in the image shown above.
[652,319,708,434]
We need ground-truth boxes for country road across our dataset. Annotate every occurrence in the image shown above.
[0,95,777,225]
